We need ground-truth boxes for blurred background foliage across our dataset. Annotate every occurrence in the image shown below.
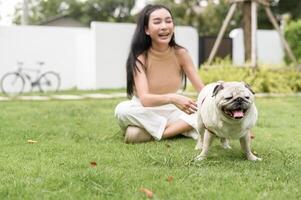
[11,0,301,36]
[285,19,301,64]
[12,0,136,25]
[189,58,301,93]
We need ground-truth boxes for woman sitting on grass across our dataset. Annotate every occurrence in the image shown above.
[115,4,205,143]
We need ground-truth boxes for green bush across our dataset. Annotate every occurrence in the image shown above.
[285,19,301,63]
[188,60,301,93]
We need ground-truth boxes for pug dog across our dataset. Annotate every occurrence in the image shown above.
[195,81,261,161]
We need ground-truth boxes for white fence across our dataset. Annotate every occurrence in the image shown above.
[0,22,199,91]
[230,28,285,66]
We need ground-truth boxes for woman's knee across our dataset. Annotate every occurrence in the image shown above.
[115,101,127,119]
[114,101,136,121]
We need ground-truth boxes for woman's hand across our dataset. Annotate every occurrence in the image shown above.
[169,94,198,115]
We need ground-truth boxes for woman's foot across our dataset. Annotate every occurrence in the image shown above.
[124,126,153,143]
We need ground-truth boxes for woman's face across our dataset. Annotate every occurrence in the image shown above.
[145,8,174,47]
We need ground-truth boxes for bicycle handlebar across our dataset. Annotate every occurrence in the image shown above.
[15,61,46,72]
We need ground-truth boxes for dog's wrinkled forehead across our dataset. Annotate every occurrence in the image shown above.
[224,83,250,97]
[213,82,254,98]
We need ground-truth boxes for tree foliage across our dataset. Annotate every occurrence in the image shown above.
[74,0,136,24]
[285,19,301,63]
[258,0,301,29]
[154,0,241,36]
[13,0,136,25]
[12,0,300,36]
[155,0,301,36]
[273,0,301,20]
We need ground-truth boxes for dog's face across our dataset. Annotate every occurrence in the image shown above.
[213,82,255,120]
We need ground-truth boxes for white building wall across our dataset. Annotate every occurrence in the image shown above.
[257,30,285,65]
[92,22,135,89]
[229,28,285,65]
[0,25,91,90]
[0,22,199,91]
[75,32,95,90]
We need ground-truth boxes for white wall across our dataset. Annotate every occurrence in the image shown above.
[0,22,199,91]
[92,22,135,89]
[75,32,95,89]
[0,25,91,90]
[229,28,285,65]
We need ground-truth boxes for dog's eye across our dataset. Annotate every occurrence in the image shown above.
[224,96,233,100]
[245,96,250,99]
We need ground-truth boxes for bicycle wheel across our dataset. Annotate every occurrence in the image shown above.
[0,72,25,96]
[38,71,61,92]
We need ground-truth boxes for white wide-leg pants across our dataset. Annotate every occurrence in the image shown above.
[114,96,198,140]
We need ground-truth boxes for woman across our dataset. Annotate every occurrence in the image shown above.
[115,4,205,143]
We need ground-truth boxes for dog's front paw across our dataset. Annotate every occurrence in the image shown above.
[195,154,206,161]
[247,154,262,161]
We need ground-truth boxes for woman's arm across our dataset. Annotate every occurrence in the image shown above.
[134,55,197,114]
[177,48,205,92]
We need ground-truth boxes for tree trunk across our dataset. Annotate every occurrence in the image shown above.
[243,1,252,62]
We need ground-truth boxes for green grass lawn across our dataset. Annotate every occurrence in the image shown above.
[0,97,300,199]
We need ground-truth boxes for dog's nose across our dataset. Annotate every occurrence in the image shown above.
[236,97,244,103]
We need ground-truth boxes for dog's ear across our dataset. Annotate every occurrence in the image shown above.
[212,83,224,97]
[243,82,255,94]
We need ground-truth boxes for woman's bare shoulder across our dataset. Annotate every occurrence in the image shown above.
[137,53,146,64]
[174,47,188,55]
[174,47,190,63]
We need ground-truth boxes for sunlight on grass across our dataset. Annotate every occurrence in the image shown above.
[0,97,300,199]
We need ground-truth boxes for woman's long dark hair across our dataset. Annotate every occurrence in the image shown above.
[126,4,185,98]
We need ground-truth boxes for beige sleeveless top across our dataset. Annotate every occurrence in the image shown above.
[145,47,182,94]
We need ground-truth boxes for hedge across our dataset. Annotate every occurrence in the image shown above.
[187,61,301,93]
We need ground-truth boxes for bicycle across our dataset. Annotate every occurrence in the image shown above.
[0,61,61,96]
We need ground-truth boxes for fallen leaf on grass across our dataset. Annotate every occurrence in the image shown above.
[27,140,37,144]
[90,161,97,167]
[167,176,173,183]
[139,187,153,199]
